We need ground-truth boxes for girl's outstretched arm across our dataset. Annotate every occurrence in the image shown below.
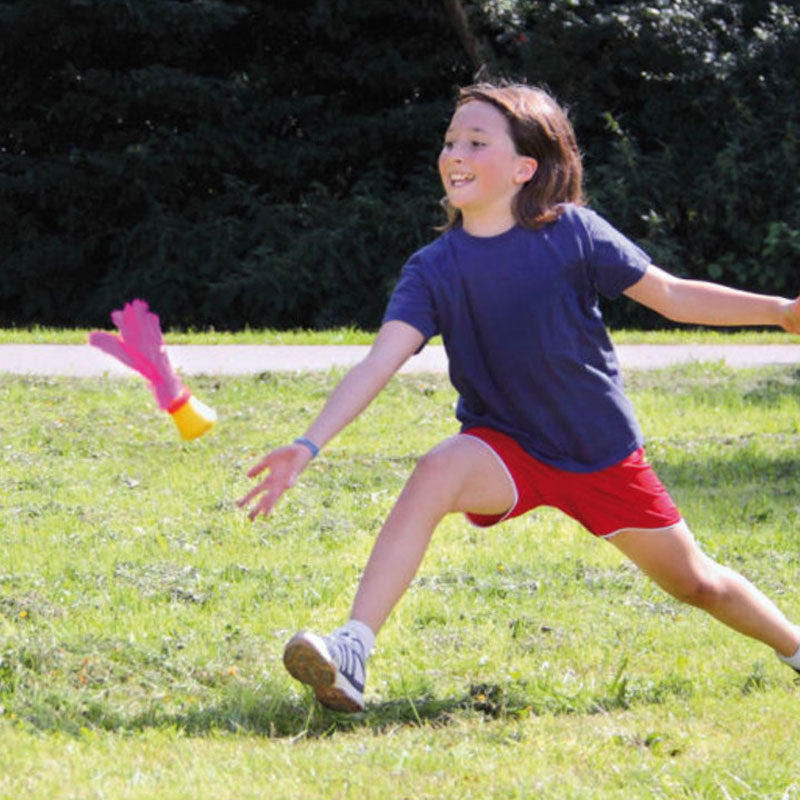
[624,264,800,333]
[238,320,425,521]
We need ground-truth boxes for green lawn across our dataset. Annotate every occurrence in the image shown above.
[1,362,799,798]
[1,325,800,345]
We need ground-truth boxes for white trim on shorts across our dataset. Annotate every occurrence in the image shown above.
[461,433,520,527]
[601,519,686,540]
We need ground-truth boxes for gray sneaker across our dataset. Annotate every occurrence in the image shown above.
[283,630,366,712]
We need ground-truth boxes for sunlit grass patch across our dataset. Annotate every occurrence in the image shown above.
[1,365,799,798]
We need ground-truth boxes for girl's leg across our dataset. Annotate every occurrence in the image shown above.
[284,434,515,711]
[350,434,516,633]
[610,521,799,656]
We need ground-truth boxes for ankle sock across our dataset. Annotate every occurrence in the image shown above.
[778,641,800,670]
[336,619,376,657]
[776,627,800,669]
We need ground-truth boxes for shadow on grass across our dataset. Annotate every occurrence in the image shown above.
[625,364,800,402]
[11,663,713,740]
[649,440,800,495]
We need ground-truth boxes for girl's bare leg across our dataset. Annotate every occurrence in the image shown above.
[282,434,516,712]
[350,434,516,633]
[610,521,799,656]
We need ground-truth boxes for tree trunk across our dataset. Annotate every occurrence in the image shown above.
[440,0,486,72]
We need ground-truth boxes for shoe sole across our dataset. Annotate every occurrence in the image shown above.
[283,632,364,713]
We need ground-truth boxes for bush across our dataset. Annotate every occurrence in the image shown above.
[0,0,471,329]
[1,0,798,330]
[479,0,800,326]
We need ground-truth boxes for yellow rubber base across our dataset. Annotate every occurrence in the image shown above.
[169,395,217,440]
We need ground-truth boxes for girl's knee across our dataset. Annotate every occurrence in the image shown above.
[412,438,478,483]
[402,446,461,501]
[408,446,464,498]
[412,448,452,482]
[414,446,450,475]
[403,436,515,517]
[668,570,725,609]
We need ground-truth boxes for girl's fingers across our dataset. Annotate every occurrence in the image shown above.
[239,446,306,520]
[248,494,276,521]
[237,481,266,508]
[247,446,300,479]
[247,484,286,521]
[238,472,294,518]
[247,453,275,479]
[238,470,277,506]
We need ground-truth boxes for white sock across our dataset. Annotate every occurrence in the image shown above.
[335,618,376,657]
[778,641,800,669]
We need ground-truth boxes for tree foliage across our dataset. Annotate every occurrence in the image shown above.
[1,0,798,330]
[0,0,471,328]
[475,0,800,325]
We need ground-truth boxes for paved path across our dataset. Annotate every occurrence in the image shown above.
[1,343,799,376]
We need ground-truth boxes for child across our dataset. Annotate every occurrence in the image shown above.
[239,82,800,712]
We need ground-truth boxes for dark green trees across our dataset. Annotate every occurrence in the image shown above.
[2,0,798,330]
[1,0,471,328]
[485,1,800,325]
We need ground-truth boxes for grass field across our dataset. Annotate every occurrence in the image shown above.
[1,325,800,345]
[1,361,800,798]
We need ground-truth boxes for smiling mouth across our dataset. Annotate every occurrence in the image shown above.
[448,172,474,188]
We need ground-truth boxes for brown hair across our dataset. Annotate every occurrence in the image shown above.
[440,82,584,230]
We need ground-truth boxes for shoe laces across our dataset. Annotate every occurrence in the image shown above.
[328,631,366,686]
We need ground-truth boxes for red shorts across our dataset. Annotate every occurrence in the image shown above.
[462,427,682,537]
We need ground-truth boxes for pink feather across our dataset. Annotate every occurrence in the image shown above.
[89,299,185,409]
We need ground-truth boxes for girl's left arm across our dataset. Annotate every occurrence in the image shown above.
[624,264,800,333]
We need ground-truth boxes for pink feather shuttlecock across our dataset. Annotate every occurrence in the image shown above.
[89,299,216,440]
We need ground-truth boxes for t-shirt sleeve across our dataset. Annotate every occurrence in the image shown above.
[382,255,440,343]
[581,209,651,298]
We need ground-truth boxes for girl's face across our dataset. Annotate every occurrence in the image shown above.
[438,100,537,236]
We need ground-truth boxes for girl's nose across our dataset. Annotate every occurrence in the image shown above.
[447,145,465,162]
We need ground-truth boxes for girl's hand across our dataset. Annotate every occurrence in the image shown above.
[237,444,313,521]
[781,295,800,334]
[237,323,423,522]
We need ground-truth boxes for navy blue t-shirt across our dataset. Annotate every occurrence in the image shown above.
[382,205,650,472]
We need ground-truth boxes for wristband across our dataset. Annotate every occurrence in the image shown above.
[293,436,320,458]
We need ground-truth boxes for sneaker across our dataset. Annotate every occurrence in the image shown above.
[283,630,366,712]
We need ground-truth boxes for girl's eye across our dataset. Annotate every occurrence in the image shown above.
[441,139,486,150]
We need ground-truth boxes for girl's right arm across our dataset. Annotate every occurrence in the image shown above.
[624,264,800,331]
[237,320,425,521]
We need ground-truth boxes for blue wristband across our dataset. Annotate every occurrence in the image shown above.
[293,436,320,458]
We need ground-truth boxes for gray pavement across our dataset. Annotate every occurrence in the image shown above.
[1,342,800,376]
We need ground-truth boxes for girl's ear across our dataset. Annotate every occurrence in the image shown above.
[515,157,538,184]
